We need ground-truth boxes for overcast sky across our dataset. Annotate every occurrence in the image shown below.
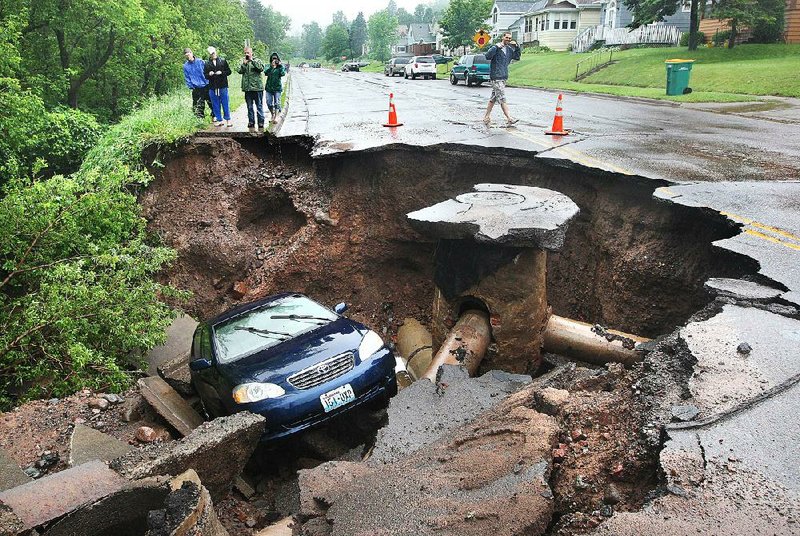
[263,0,435,35]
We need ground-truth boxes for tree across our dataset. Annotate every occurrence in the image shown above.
[367,10,398,62]
[332,10,349,27]
[246,0,291,51]
[386,0,398,16]
[396,7,414,26]
[350,12,368,57]
[711,0,782,47]
[301,22,323,58]
[322,22,350,60]
[439,0,492,52]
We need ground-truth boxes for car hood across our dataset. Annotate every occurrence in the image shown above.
[217,318,368,385]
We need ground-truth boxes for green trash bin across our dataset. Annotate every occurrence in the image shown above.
[665,59,695,95]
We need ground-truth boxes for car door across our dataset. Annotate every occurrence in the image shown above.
[191,325,228,416]
[452,57,465,79]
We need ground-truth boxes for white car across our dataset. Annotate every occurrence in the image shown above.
[404,56,437,80]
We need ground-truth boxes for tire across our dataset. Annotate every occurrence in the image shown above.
[450,74,458,85]
[405,71,409,79]
[465,76,472,87]
[432,74,437,80]
[384,71,389,77]
[412,72,417,80]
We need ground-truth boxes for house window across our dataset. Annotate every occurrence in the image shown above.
[570,18,577,29]
[493,7,498,24]
[554,18,560,30]
[525,17,533,33]
[681,0,691,11]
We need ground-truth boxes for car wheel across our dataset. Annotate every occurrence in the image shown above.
[432,74,437,80]
[450,74,457,85]
[384,71,389,77]
[412,72,417,80]
[405,72,409,79]
[466,76,472,87]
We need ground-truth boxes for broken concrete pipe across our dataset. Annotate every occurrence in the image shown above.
[543,314,649,366]
[421,309,492,381]
[407,184,580,375]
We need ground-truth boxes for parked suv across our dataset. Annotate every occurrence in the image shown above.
[404,56,437,80]
[384,57,410,76]
[450,54,490,86]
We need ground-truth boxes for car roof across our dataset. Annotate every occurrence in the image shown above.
[206,292,301,326]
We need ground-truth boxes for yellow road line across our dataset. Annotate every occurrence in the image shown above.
[744,229,800,252]
[721,211,800,244]
[507,129,633,175]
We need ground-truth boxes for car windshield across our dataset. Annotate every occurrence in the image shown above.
[212,295,339,364]
[416,57,434,63]
[395,58,410,64]
[473,54,489,64]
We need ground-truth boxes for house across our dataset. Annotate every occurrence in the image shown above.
[506,0,602,50]
[571,0,688,51]
[788,0,800,43]
[489,1,539,38]
[392,23,438,56]
[700,0,799,44]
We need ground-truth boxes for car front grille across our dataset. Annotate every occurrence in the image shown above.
[287,352,355,390]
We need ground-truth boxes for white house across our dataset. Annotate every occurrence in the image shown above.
[507,0,602,50]
[488,1,539,38]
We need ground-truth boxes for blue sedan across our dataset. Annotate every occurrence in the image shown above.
[189,293,398,441]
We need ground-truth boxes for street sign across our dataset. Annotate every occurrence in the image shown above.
[473,30,490,47]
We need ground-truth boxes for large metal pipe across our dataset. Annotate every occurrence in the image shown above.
[542,314,650,366]
[421,309,492,381]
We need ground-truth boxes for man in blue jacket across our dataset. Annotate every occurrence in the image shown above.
[483,32,520,126]
[183,48,211,118]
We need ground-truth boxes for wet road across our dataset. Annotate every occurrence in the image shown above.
[280,68,800,182]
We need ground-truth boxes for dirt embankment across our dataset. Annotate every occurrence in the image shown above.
[142,136,756,341]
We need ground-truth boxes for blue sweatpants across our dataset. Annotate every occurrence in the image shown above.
[209,88,231,121]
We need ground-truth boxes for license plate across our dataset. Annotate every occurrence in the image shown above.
[320,384,355,413]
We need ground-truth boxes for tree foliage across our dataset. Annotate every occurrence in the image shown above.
[350,12,368,57]
[367,10,398,63]
[245,0,291,52]
[301,22,324,59]
[711,0,783,47]
[439,0,492,50]
[621,0,702,50]
[322,22,351,60]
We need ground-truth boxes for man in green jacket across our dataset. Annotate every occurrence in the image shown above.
[238,46,265,129]
[265,52,286,124]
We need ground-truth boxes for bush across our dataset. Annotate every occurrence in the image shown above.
[751,19,784,43]
[523,44,553,54]
[680,31,706,46]
[713,30,731,46]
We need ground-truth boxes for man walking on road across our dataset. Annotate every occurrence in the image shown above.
[238,46,265,129]
[483,32,520,126]
[183,48,210,119]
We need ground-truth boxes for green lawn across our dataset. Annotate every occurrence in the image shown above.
[509,44,800,102]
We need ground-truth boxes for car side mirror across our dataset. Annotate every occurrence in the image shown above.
[334,302,348,315]
[189,358,213,371]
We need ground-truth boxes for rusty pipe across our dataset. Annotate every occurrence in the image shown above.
[542,314,650,366]
[421,309,491,381]
[396,318,434,380]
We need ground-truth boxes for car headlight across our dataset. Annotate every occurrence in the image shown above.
[358,330,385,361]
[232,382,285,404]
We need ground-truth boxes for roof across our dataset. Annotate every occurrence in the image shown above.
[508,16,526,29]
[526,0,600,13]
[408,23,436,43]
[494,1,538,13]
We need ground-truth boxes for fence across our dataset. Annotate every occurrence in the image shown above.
[574,48,614,80]
[573,23,682,53]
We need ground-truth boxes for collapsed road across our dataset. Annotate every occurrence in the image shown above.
[1,70,798,535]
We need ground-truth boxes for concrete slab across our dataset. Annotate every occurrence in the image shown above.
[42,477,169,536]
[406,183,580,250]
[0,460,127,530]
[704,277,784,301]
[146,313,197,375]
[68,424,132,466]
[138,376,204,437]
[680,305,800,417]
[0,449,31,491]
[111,412,265,502]
[157,350,194,397]
[298,386,558,536]
[370,365,532,465]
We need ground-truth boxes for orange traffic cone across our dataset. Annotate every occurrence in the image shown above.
[382,93,403,127]
[545,94,570,136]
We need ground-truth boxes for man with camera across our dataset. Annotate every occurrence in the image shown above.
[238,46,265,129]
[265,52,287,124]
[483,32,521,126]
